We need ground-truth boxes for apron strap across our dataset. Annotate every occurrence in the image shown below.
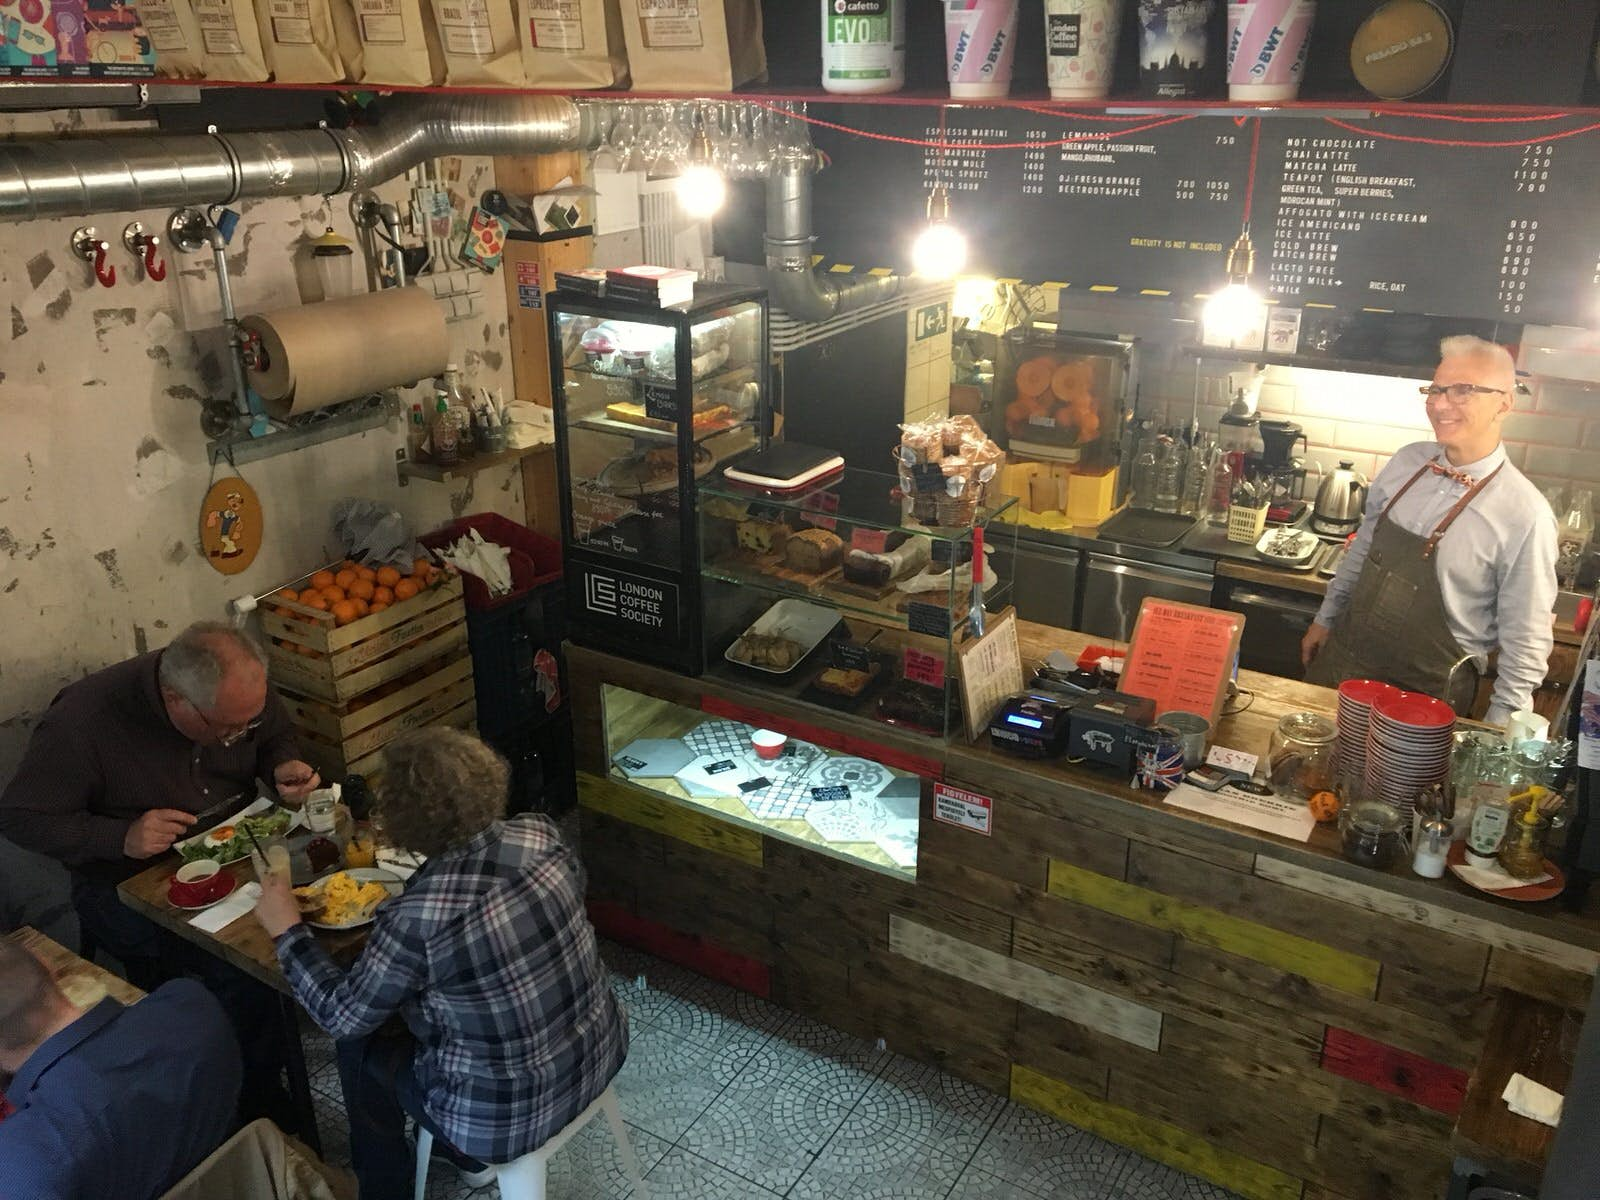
[1424,463,1504,558]
[1380,463,1437,518]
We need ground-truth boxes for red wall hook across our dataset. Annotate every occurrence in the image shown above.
[122,222,167,282]
[71,226,116,288]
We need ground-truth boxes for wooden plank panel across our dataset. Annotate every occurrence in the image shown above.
[1484,946,1596,1011]
[1254,853,1599,977]
[1012,918,1328,1058]
[1311,1114,1451,1200]
[889,915,1163,1052]
[1171,941,1489,1071]
[1048,859,1380,997]
[1014,1003,1159,1099]
[1320,1027,1469,1116]
[1134,844,1488,984]
[584,899,771,996]
[577,771,764,867]
[1010,1064,1305,1200]
[919,780,1131,890]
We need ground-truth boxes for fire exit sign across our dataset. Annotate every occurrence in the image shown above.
[914,301,949,342]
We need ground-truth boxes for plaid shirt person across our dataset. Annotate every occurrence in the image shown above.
[275,815,628,1164]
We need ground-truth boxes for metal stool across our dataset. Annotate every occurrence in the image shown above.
[412,1084,648,1200]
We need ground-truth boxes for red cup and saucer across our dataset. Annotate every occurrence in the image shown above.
[168,860,238,911]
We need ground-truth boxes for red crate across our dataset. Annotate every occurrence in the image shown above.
[421,513,561,612]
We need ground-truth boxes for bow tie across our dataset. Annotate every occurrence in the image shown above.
[1429,461,1476,487]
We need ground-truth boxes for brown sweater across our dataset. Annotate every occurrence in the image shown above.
[0,651,302,883]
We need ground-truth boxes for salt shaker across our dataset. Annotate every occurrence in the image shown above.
[1412,814,1451,879]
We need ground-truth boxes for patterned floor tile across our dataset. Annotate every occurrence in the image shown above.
[542,1120,672,1200]
[642,1148,786,1198]
[723,1014,888,1109]
[851,1053,1003,1154]
[1111,1158,1246,1200]
[969,1101,1132,1197]
[789,1104,975,1199]
[612,1026,738,1141]
[946,1166,1053,1199]
[630,965,789,1043]
[676,1077,853,1194]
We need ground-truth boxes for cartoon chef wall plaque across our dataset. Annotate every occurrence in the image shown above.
[200,476,262,575]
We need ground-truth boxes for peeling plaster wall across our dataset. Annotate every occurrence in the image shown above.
[0,109,526,933]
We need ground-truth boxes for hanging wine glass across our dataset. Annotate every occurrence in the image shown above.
[727,105,757,180]
[638,102,671,175]
[611,104,643,173]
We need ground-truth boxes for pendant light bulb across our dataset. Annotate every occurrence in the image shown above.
[912,183,968,279]
[1202,228,1264,347]
[675,117,726,218]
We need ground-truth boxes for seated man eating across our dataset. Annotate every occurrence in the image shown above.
[253,728,629,1198]
[0,937,242,1200]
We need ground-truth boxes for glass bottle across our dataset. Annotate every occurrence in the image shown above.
[1154,437,1184,514]
[406,402,429,463]
[1207,447,1234,526]
[431,390,460,467]
[1132,435,1160,510]
[1556,488,1592,589]
[1181,436,1212,518]
[443,365,475,460]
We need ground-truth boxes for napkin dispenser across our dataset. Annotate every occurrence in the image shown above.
[1068,691,1156,771]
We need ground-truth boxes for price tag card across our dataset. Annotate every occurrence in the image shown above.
[811,784,851,802]
[643,384,679,423]
[851,528,890,554]
[800,490,840,532]
[704,759,740,776]
[615,755,647,772]
[831,641,874,673]
[739,777,772,793]
[1205,746,1258,778]
[907,602,951,638]
[903,647,946,688]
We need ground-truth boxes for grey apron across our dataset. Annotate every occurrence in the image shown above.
[1305,460,1504,715]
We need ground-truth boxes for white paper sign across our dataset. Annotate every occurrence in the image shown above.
[1205,745,1259,777]
[933,783,993,837]
[1164,782,1316,843]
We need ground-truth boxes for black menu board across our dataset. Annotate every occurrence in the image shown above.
[784,104,1600,327]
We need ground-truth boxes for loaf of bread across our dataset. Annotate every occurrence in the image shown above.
[785,528,843,574]
[843,535,932,586]
[737,521,789,555]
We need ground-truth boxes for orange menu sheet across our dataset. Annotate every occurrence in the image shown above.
[1119,599,1244,729]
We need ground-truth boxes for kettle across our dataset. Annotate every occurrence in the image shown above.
[1312,460,1369,535]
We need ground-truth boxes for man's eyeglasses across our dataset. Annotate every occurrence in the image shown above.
[193,706,263,748]
[1419,383,1509,403]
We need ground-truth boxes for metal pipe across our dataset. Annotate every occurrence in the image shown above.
[378,202,405,287]
[205,223,252,418]
[764,150,902,323]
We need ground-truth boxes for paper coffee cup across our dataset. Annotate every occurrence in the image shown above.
[1138,0,1216,99]
[1045,0,1123,99]
[945,0,1019,99]
[1227,0,1316,101]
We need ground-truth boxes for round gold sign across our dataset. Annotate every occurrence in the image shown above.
[199,476,263,576]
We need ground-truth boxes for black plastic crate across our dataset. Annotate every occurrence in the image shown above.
[488,713,576,818]
[466,580,566,741]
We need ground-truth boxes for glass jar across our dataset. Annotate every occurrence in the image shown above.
[1340,800,1408,870]
[1269,712,1340,800]
[1499,810,1551,880]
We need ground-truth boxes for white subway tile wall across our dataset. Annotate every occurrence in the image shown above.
[1141,364,1600,515]
[903,304,953,423]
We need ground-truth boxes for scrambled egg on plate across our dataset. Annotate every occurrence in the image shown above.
[296,871,392,926]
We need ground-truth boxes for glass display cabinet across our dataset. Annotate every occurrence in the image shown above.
[550,284,770,674]
[696,466,1019,740]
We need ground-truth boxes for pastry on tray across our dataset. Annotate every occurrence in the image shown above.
[730,632,806,671]
[785,528,843,574]
[814,666,876,697]
[604,401,737,435]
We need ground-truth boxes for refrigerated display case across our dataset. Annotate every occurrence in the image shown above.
[550,284,770,674]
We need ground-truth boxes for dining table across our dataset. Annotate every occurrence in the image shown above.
[6,925,146,1007]
[117,852,379,1156]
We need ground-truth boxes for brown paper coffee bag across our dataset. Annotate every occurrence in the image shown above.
[136,0,207,77]
[519,0,628,88]
[257,0,351,81]
[344,0,444,84]
[618,0,765,93]
[428,0,526,84]
[193,0,271,80]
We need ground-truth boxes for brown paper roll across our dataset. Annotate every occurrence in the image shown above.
[242,286,449,417]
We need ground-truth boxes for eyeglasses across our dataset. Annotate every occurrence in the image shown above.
[192,704,263,748]
[1418,383,1509,403]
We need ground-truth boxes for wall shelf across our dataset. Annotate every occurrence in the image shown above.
[1181,344,1433,381]
[395,441,551,486]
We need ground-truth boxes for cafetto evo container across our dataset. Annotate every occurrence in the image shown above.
[821,0,905,95]
[944,0,1019,99]
[1227,0,1316,101]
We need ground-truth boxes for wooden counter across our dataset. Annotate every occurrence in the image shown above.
[568,622,1598,1200]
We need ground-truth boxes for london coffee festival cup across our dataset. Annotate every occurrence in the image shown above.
[1137,0,1217,99]
[944,0,1020,99]
[1044,0,1124,100]
[1227,0,1316,101]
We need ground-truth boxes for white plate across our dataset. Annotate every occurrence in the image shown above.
[723,598,842,676]
[174,798,299,865]
[1255,528,1319,564]
[302,868,405,931]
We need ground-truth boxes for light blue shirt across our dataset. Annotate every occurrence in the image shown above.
[1316,440,1558,725]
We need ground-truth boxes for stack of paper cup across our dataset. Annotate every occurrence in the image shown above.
[1227,0,1317,101]
[1044,0,1124,100]
[944,0,1020,99]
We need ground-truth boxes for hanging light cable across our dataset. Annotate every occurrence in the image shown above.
[676,103,727,219]
[1202,117,1265,347]
[911,106,968,279]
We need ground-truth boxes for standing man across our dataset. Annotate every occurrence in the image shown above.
[0,621,320,1128]
[1303,336,1558,724]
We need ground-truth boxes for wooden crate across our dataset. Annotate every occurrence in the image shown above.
[261,575,467,704]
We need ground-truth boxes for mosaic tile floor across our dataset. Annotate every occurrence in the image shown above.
[303,941,1243,1200]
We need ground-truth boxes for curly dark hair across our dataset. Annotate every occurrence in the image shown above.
[375,728,509,858]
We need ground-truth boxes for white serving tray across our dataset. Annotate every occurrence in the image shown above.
[724,598,841,675]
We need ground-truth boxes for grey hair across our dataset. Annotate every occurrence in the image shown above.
[0,937,60,1053]
[377,728,509,857]
[1439,335,1516,379]
[157,621,268,709]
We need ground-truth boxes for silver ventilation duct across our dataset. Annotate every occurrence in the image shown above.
[0,93,902,324]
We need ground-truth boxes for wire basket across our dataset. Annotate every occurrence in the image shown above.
[1227,502,1270,544]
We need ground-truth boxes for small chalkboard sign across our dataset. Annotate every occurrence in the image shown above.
[739,777,771,793]
[643,384,679,423]
[704,758,740,775]
[811,785,852,802]
[911,464,947,493]
[830,640,874,673]
[907,601,951,638]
